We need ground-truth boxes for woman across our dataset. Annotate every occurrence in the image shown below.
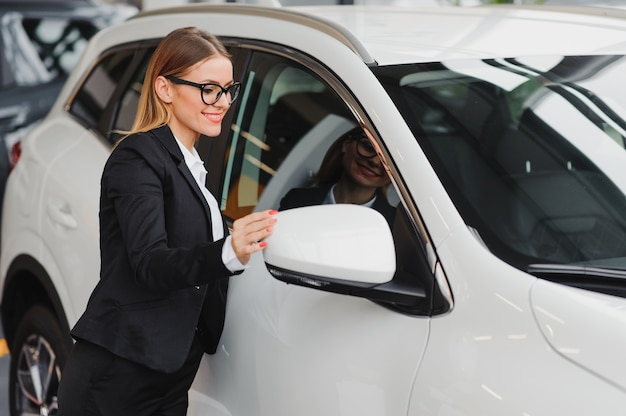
[279,127,395,226]
[57,27,276,415]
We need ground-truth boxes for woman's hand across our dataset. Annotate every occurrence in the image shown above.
[230,209,278,264]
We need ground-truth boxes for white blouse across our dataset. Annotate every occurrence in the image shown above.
[175,138,245,272]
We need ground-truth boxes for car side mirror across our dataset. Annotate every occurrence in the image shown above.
[263,205,396,297]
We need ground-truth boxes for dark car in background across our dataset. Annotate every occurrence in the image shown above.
[0,0,136,208]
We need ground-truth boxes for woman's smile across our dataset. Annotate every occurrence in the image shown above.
[203,111,224,124]
[357,162,381,178]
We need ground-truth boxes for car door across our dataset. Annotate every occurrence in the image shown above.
[39,44,154,326]
[190,45,444,416]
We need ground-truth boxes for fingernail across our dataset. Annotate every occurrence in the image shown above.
[269,210,278,215]
[259,242,267,248]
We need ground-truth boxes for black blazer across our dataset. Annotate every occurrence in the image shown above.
[279,184,396,227]
[71,125,235,373]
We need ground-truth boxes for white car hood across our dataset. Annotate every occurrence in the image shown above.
[531,278,626,391]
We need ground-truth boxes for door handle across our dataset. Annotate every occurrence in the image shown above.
[46,199,78,230]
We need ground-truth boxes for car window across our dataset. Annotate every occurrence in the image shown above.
[220,50,353,219]
[113,55,152,134]
[375,55,626,274]
[68,47,142,143]
[221,49,444,315]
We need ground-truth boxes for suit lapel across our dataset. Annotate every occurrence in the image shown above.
[151,125,214,234]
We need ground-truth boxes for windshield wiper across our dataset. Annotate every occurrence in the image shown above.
[527,264,626,298]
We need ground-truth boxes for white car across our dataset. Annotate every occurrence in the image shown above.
[3,3,626,415]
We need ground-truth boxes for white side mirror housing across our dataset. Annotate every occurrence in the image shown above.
[263,204,396,290]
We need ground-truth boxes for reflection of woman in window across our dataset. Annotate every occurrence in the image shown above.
[279,127,396,226]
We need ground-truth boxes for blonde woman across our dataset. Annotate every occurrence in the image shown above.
[57,27,276,415]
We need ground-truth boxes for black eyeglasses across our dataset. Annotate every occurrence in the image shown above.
[348,132,377,158]
[165,75,241,105]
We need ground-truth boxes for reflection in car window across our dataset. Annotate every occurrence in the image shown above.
[221,50,352,219]
[375,55,626,271]
[222,49,443,316]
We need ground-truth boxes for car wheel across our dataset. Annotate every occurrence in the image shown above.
[9,305,72,416]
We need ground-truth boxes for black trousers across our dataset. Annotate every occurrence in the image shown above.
[57,333,204,416]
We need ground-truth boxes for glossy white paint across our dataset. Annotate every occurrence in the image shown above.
[0,116,108,325]
[297,6,626,64]
[264,205,396,283]
[194,252,430,416]
[531,279,626,391]
[411,227,626,415]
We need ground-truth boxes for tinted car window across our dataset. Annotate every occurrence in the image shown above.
[220,50,352,219]
[375,55,626,274]
[68,48,138,140]
[113,54,152,134]
[222,48,441,314]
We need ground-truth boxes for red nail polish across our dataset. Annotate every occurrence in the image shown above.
[269,210,278,215]
[259,242,267,248]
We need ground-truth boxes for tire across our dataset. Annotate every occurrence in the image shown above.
[9,305,73,416]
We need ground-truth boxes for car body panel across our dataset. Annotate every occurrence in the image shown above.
[295,6,626,65]
[37,127,107,323]
[193,253,430,416]
[531,278,626,391]
[409,227,626,415]
[0,116,107,323]
[124,5,626,65]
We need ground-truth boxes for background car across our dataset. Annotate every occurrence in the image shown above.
[0,0,136,210]
[3,3,626,416]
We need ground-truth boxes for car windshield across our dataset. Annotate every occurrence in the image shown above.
[375,55,626,273]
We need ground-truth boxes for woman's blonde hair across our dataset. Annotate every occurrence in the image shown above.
[125,27,231,136]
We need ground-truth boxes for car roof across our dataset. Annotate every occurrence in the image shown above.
[131,4,626,66]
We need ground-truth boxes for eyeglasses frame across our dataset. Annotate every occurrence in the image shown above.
[348,132,378,159]
[165,75,241,105]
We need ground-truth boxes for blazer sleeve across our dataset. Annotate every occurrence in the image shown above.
[100,133,233,292]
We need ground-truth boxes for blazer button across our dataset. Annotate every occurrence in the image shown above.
[195,286,200,290]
